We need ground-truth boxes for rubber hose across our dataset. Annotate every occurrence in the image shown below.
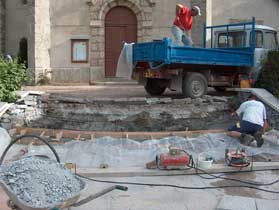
[0,134,60,165]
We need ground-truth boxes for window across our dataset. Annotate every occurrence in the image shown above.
[218,31,245,48]
[250,31,263,48]
[264,31,278,50]
[71,39,89,63]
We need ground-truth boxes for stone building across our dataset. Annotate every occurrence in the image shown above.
[3,0,279,84]
[0,0,5,53]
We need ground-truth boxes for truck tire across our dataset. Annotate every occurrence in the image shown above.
[182,73,207,98]
[144,78,167,96]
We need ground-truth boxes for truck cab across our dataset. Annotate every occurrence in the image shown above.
[214,25,278,82]
[132,18,278,98]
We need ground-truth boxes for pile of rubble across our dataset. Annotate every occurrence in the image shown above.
[0,157,84,208]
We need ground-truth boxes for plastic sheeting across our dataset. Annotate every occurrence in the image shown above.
[0,128,11,157]
[5,131,279,168]
[116,42,134,80]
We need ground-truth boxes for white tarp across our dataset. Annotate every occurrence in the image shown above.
[0,128,11,157]
[5,131,279,168]
[116,42,134,80]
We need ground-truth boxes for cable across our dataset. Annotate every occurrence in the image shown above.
[77,174,279,194]
[193,166,279,186]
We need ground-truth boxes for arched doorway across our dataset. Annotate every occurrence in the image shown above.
[18,38,28,67]
[105,6,137,77]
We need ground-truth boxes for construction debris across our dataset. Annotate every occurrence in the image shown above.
[0,157,84,208]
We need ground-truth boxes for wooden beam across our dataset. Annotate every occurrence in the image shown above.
[11,127,226,143]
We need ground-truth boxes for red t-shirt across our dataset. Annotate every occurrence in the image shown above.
[173,5,193,31]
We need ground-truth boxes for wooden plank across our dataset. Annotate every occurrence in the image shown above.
[12,127,225,142]
[54,131,63,141]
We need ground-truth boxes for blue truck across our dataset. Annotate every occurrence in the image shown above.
[132,18,278,98]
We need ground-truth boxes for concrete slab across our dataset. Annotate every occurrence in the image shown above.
[256,198,279,210]
[216,195,257,210]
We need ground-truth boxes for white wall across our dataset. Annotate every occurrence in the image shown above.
[50,0,91,69]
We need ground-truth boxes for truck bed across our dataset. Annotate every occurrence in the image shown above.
[133,38,254,69]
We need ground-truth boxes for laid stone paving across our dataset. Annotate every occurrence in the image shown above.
[217,195,279,210]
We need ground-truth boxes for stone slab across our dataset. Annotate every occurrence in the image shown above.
[256,199,279,210]
[216,195,256,210]
[77,162,279,177]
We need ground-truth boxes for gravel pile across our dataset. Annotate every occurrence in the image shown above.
[0,157,84,208]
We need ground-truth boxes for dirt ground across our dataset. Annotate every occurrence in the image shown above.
[23,85,236,99]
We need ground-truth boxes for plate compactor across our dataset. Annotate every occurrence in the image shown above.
[146,147,193,170]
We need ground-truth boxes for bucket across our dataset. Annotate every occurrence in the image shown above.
[198,153,213,169]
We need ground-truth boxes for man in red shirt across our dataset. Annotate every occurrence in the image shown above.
[171,4,201,46]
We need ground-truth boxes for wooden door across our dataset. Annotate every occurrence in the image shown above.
[105,6,137,77]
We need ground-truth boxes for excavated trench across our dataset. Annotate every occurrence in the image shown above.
[27,94,235,132]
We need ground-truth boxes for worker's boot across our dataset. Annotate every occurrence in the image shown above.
[254,131,264,147]
[239,133,255,146]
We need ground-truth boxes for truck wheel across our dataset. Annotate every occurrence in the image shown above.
[214,87,227,92]
[182,73,207,98]
[144,78,167,96]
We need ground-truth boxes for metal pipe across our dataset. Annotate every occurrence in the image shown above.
[73,185,128,207]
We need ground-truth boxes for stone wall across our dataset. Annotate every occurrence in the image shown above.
[28,94,232,132]
[0,0,5,53]
[190,0,206,47]
[5,0,35,78]
[34,0,51,83]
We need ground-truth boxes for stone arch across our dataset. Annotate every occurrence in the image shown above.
[99,0,144,22]
[89,0,154,82]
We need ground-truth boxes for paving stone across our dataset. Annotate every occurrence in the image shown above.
[216,195,256,210]
[256,199,279,210]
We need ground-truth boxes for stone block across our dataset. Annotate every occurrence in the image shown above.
[216,195,256,210]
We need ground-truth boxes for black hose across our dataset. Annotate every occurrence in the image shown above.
[0,134,60,165]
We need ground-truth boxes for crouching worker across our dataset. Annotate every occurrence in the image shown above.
[226,94,268,147]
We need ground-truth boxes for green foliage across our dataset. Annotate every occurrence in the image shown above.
[255,50,279,98]
[0,56,27,102]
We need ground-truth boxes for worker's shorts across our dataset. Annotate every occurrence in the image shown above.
[228,120,262,135]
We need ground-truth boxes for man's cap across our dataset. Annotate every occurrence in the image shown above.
[192,6,201,16]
